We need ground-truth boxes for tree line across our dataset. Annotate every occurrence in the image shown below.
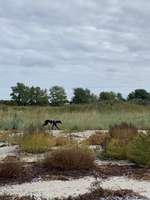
[1,82,150,106]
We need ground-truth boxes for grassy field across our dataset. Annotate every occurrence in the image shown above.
[0,102,150,131]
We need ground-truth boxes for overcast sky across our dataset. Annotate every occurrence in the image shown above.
[0,0,150,99]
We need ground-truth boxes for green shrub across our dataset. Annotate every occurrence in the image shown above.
[44,145,95,170]
[127,134,150,166]
[105,139,127,160]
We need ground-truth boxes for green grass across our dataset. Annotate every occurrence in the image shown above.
[0,102,150,131]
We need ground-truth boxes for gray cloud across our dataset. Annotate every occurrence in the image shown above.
[0,0,150,99]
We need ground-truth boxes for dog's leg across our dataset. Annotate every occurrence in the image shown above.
[54,122,59,130]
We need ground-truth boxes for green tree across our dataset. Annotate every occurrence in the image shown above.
[49,86,68,106]
[72,88,96,104]
[10,83,30,105]
[128,89,150,101]
[99,91,117,101]
[117,93,124,101]
[29,86,49,105]
[10,83,49,106]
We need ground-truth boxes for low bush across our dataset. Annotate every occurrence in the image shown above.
[105,129,150,166]
[127,134,150,166]
[19,133,54,153]
[104,123,138,160]
[44,145,95,170]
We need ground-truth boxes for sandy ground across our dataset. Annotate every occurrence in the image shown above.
[96,160,135,166]
[0,143,19,160]
[102,176,150,199]
[0,177,95,199]
[0,131,149,200]
[0,176,149,199]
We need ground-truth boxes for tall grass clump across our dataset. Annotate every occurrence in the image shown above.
[44,145,95,170]
[19,133,54,153]
[127,133,150,166]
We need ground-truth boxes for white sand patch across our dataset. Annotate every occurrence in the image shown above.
[0,177,95,199]
[21,153,46,163]
[0,142,8,147]
[0,145,19,160]
[101,176,150,199]
[70,130,98,139]
[89,145,103,151]
[96,159,135,166]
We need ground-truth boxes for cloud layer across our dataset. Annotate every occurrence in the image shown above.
[0,0,150,99]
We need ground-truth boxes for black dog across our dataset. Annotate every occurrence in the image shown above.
[43,120,62,130]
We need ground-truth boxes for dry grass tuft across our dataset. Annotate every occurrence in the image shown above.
[55,136,76,146]
[86,133,110,146]
[44,145,95,171]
